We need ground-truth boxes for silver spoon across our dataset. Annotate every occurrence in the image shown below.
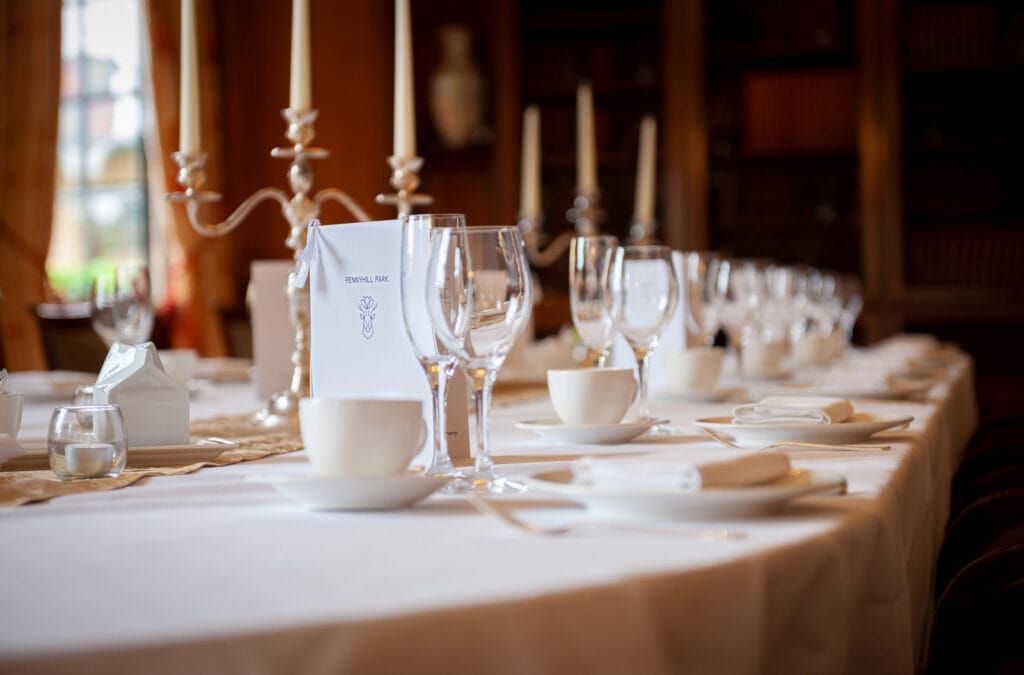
[465,493,744,540]
[700,427,891,452]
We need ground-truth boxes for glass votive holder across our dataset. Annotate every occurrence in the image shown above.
[48,404,128,480]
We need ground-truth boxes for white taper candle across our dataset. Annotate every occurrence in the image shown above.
[576,81,597,193]
[289,0,312,110]
[393,0,416,158]
[519,105,541,217]
[178,0,200,153]
[633,115,657,222]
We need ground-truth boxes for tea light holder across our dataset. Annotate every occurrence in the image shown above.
[48,404,128,480]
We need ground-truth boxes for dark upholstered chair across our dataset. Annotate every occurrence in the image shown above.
[934,488,1024,600]
[34,303,109,373]
[925,544,1024,675]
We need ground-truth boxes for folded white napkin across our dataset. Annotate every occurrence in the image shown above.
[573,452,791,492]
[732,396,854,425]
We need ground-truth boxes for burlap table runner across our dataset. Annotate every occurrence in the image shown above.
[0,414,302,508]
[0,384,549,508]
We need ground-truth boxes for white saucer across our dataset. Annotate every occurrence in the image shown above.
[253,474,449,511]
[659,387,744,403]
[693,413,914,449]
[516,418,669,445]
[3,370,94,402]
[758,379,932,401]
[1,437,237,471]
[524,468,847,520]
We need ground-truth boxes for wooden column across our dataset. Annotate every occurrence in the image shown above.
[661,0,708,251]
[858,0,904,341]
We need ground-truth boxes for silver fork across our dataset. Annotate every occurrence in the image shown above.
[700,427,891,452]
[465,493,745,540]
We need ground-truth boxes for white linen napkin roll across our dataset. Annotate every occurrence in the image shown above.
[573,452,791,492]
[732,396,854,425]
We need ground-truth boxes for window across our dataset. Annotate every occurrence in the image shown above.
[49,0,148,300]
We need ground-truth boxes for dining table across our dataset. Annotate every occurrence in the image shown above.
[0,335,977,675]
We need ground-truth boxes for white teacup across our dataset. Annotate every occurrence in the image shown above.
[664,347,725,393]
[547,368,637,426]
[157,349,199,385]
[741,340,789,379]
[0,393,24,438]
[298,398,426,478]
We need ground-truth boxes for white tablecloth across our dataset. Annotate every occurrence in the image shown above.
[0,347,977,675]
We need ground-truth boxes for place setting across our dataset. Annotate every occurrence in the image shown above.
[520,450,848,521]
[518,239,680,446]
[516,367,667,445]
[693,395,912,450]
[249,398,448,512]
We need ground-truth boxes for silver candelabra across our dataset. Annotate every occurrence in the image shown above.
[165,107,371,427]
[518,188,607,267]
[375,155,433,218]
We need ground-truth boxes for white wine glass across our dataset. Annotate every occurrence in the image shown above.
[605,245,679,421]
[569,235,618,366]
[714,258,771,375]
[400,213,467,483]
[90,263,153,347]
[680,250,721,347]
[426,226,532,493]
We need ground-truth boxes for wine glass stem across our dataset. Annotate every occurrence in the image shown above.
[424,360,455,476]
[634,347,653,420]
[584,347,608,368]
[470,370,494,481]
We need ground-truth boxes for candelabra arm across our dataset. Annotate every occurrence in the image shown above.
[184,187,292,238]
[313,188,372,222]
[525,231,575,268]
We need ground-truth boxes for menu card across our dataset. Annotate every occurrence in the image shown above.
[295,219,469,463]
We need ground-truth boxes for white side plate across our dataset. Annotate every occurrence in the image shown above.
[525,468,847,520]
[693,413,914,448]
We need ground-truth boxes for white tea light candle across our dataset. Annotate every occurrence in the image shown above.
[65,442,116,477]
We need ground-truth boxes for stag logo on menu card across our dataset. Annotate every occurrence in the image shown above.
[358,296,378,339]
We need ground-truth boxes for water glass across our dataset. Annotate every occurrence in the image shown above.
[400,213,466,482]
[569,235,619,366]
[48,404,128,480]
